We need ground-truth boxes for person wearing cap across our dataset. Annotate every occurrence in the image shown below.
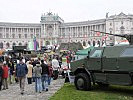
[2,61,9,90]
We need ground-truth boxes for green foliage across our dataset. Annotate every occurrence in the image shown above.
[50,83,133,100]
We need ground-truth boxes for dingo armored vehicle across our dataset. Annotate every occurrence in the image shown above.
[71,31,133,90]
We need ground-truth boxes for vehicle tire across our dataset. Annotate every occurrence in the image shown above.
[74,73,91,91]
[97,82,109,88]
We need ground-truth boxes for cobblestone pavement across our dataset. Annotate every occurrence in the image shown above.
[0,78,65,100]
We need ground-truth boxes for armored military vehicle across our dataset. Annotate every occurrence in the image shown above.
[71,31,133,91]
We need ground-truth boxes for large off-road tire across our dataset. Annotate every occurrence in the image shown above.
[97,82,109,88]
[74,73,91,91]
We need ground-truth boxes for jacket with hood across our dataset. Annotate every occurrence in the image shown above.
[33,64,42,78]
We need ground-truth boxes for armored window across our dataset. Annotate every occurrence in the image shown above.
[90,50,102,58]
[120,48,133,57]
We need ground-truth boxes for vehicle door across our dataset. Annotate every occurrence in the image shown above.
[102,46,122,70]
[87,48,103,70]
[118,47,133,71]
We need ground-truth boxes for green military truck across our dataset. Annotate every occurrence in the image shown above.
[71,32,133,91]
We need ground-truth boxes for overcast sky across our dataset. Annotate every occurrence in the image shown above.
[0,0,133,23]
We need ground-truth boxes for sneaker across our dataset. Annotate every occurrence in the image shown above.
[21,92,24,95]
[46,89,48,91]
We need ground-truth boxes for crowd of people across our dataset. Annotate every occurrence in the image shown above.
[0,50,76,95]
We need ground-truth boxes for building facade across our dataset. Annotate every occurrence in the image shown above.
[0,12,133,49]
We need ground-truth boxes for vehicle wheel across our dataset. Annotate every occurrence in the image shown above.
[97,82,109,88]
[74,73,91,91]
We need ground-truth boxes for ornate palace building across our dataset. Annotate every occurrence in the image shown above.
[0,12,133,49]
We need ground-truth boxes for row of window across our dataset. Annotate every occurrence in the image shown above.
[0,42,28,49]
[0,33,40,39]
[0,28,40,33]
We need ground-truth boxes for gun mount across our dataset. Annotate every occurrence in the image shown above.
[91,30,133,45]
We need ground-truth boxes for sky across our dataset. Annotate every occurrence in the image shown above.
[0,0,133,23]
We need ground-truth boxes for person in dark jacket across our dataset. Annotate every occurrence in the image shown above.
[16,59,28,95]
[0,64,3,91]
[41,60,49,91]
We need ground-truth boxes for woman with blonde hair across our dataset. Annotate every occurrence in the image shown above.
[27,61,33,84]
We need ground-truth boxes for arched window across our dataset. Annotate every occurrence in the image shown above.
[12,42,16,46]
[6,42,10,48]
[83,41,86,46]
[19,42,22,46]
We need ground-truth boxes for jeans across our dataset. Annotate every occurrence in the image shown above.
[48,76,51,85]
[42,74,48,91]
[35,77,42,92]
[0,77,2,90]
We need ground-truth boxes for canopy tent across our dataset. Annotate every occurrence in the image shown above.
[76,46,94,55]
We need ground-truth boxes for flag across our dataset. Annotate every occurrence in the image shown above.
[96,32,101,36]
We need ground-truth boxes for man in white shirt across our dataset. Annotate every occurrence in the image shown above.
[52,57,60,80]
